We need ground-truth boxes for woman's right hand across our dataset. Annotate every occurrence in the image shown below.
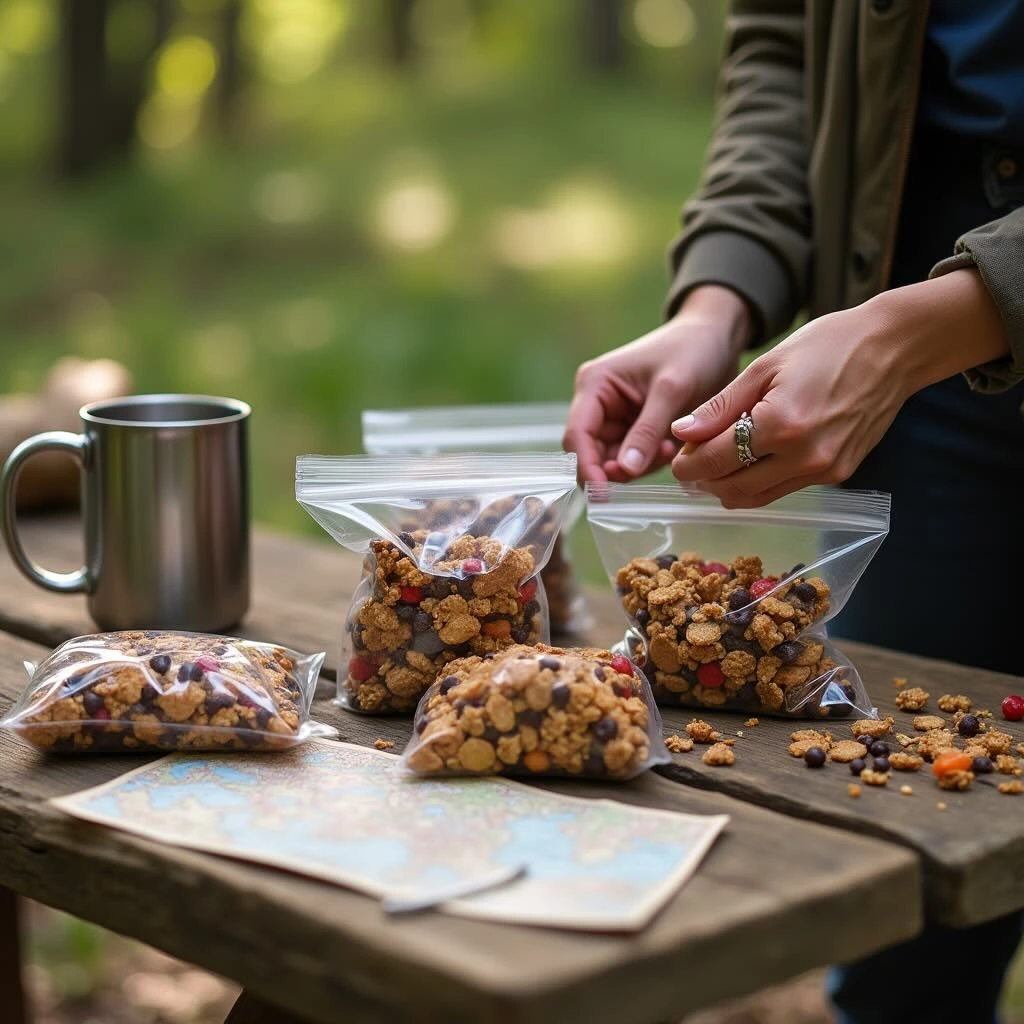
[563,285,753,483]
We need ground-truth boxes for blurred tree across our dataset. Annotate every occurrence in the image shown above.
[583,0,624,71]
[57,0,173,178]
[212,0,244,137]
[385,0,417,66]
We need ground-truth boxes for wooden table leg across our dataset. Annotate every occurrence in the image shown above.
[0,886,27,1024]
[225,989,319,1024]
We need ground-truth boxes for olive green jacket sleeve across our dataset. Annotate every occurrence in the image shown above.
[929,207,1024,393]
[665,0,811,344]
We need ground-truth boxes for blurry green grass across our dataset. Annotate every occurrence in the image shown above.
[0,60,712,541]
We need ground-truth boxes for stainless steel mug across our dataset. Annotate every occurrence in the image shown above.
[0,394,251,631]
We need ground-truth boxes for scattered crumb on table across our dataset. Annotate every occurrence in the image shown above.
[665,734,694,754]
[373,738,394,751]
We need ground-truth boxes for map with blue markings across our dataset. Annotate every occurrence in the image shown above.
[51,741,727,930]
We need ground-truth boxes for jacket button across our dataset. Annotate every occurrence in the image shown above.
[996,156,1018,180]
[852,251,872,280]
[871,0,894,11]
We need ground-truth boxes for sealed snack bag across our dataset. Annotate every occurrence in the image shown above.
[296,453,578,713]
[586,484,891,719]
[401,643,669,779]
[361,403,588,637]
[1,631,332,753]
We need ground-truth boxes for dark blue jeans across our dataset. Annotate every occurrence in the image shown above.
[828,125,1024,1023]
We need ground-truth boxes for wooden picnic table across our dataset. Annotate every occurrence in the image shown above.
[0,516,1020,1023]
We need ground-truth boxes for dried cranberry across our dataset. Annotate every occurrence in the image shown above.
[348,657,374,682]
[461,558,484,575]
[749,578,776,600]
[1001,694,1024,721]
[92,708,111,722]
[609,654,633,676]
[518,578,538,603]
[704,561,729,576]
[399,586,424,604]
[697,662,725,689]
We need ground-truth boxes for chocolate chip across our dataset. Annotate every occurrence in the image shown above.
[593,717,618,742]
[512,625,532,643]
[83,691,105,716]
[551,683,570,708]
[413,610,432,633]
[517,709,545,728]
[483,725,502,743]
[432,580,451,599]
[971,755,994,774]
[635,608,650,627]
[728,587,751,610]
[415,716,429,734]
[205,692,236,714]
[775,642,801,665]
[724,608,754,628]
[793,582,817,602]
[656,554,677,569]
[398,531,416,547]
[189,662,205,682]
[957,714,981,738]
[584,751,607,777]
[177,662,194,682]
[788,563,806,577]
[396,604,418,623]
[873,756,891,773]
[413,630,445,656]
[849,758,866,776]
[539,656,561,671]
[149,654,171,675]
[593,666,605,681]
[869,740,889,758]
[804,746,826,768]
[458,578,476,599]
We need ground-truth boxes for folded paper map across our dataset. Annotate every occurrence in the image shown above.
[51,741,728,931]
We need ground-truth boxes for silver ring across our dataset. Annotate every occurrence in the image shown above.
[734,411,757,467]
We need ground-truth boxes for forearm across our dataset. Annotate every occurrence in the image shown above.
[674,284,755,359]
[870,269,1011,397]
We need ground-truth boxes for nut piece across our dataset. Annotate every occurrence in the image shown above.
[889,751,924,772]
[665,734,694,754]
[937,694,971,713]
[895,687,929,711]
[686,718,721,744]
[937,769,974,791]
[860,768,890,787]
[702,742,735,767]
[851,717,894,740]
[829,739,868,763]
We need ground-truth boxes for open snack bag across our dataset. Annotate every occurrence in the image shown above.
[361,403,589,637]
[586,484,891,719]
[296,453,578,714]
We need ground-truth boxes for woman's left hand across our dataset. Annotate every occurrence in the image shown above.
[670,269,1010,507]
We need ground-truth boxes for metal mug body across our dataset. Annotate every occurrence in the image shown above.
[0,394,251,632]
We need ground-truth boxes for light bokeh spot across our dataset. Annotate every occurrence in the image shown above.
[373,179,456,252]
[155,35,219,101]
[633,0,696,48]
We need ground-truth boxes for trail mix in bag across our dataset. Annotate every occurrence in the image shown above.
[401,643,669,779]
[587,484,891,719]
[362,403,588,638]
[0,631,331,753]
[296,453,578,713]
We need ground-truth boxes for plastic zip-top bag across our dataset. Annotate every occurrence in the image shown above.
[586,484,891,719]
[296,452,579,714]
[361,403,589,638]
[401,643,669,780]
[1,631,333,753]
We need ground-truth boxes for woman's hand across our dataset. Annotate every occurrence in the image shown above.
[564,285,752,483]
[670,269,1010,507]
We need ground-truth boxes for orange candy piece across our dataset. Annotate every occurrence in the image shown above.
[481,619,512,639]
[932,750,973,779]
[523,750,551,773]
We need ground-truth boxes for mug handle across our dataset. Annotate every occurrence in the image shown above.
[0,431,91,593]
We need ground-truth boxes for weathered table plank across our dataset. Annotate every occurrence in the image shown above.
[0,631,919,1024]
[3,517,1020,928]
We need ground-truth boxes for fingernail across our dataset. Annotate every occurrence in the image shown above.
[620,448,644,473]
[671,415,695,434]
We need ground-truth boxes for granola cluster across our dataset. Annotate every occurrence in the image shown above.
[344,532,542,713]
[12,632,311,753]
[615,552,848,716]
[403,644,658,779]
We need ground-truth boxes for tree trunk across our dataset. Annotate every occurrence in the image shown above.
[57,0,108,178]
[582,0,624,72]
[385,0,417,67]
[213,0,245,138]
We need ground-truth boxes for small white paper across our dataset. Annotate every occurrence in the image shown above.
[51,740,728,932]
